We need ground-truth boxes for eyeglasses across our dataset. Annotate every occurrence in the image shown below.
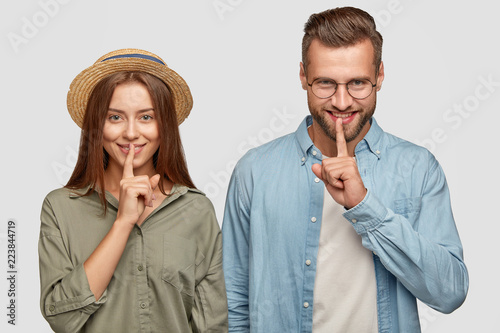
[307,77,377,100]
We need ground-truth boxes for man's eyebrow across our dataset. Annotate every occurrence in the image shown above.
[312,75,373,82]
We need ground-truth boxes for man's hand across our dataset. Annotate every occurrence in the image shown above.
[311,118,367,209]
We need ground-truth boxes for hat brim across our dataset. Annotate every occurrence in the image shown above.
[67,53,193,128]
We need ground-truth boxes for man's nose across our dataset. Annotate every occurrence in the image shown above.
[330,84,354,111]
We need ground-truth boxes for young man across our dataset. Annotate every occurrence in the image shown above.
[222,7,468,333]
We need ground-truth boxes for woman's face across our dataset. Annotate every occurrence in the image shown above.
[102,82,160,176]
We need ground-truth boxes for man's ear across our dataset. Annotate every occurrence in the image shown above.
[299,62,308,90]
[376,61,385,91]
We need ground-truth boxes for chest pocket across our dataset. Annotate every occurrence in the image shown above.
[393,197,422,222]
[162,235,205,296]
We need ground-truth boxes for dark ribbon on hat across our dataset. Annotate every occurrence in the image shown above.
[102,53,165,65]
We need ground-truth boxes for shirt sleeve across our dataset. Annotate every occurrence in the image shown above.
[192,230,228,332]
[222,165,252,332]
[39,196,106,332]
[343,157,469,314]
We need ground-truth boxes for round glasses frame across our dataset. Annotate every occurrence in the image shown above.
[307,77,377,100]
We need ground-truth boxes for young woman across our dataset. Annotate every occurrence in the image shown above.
[38,49,227,332]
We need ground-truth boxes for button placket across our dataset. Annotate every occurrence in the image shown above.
[135,225,149,328]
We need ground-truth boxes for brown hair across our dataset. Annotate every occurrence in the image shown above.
[65,71,196,211]
[302,7,383,72]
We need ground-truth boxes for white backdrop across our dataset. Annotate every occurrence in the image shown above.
[1,0,498,332]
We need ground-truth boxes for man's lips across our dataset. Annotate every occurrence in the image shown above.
[325,110,358,124]
[328,111,354,118]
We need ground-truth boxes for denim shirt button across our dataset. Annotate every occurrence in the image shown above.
[303,302,310,308]
[311,217,317,223]
[301,157,306,162]
[312,150,317,156]
[314,178,320,183]
[305,259,311,266]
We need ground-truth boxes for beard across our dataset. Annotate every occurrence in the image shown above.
[308,97,376,143]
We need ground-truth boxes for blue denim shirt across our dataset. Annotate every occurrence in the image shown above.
[222,116,468,333]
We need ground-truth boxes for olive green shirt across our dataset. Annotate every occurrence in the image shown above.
[39,185,228,333]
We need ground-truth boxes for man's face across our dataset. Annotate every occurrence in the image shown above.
[300,38,384,144]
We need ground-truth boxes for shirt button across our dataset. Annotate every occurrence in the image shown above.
[301,157,306,162]
[305,259,311,266]
[303,302,310,308]
[312,150,317,156]
[351,218,357,223]
[314,177,320,183]
[49,305,55,312]
[136,230,141,235]
[137,265,143,271]
[140,302,147,309]
[376,150,381,155]
[311,217,317,223]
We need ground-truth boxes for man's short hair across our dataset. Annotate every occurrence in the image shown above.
[302,7,383,72]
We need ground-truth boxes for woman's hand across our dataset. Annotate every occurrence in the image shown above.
[84,144,160,299]
[116,144,160,226]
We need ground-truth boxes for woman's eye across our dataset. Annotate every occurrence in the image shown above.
[109,115,121,121]
[141,115,153,121]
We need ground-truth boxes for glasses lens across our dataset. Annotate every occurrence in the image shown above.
[311,79,337,98]
[347,79,373,99]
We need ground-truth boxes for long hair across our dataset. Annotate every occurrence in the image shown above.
[65,71,195,211]
[302,7,383,72]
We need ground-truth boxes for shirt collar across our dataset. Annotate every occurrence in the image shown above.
[68,183,204,210]
[294,115,384,162]
[294,116,316,165]
[356,117,384,159]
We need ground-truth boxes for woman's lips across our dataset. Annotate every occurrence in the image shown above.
[117,143,146,154]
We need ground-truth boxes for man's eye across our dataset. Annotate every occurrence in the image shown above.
[316,80,335,87]
[349,79,366,86]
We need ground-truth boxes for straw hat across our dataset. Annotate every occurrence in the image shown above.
[67,48,193,128]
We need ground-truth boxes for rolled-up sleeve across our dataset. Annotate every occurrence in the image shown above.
[39,196,106,333]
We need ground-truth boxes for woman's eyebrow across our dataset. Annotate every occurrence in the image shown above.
[107,108,155,113]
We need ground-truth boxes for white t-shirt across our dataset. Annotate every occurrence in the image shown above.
[312,185,378,333]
